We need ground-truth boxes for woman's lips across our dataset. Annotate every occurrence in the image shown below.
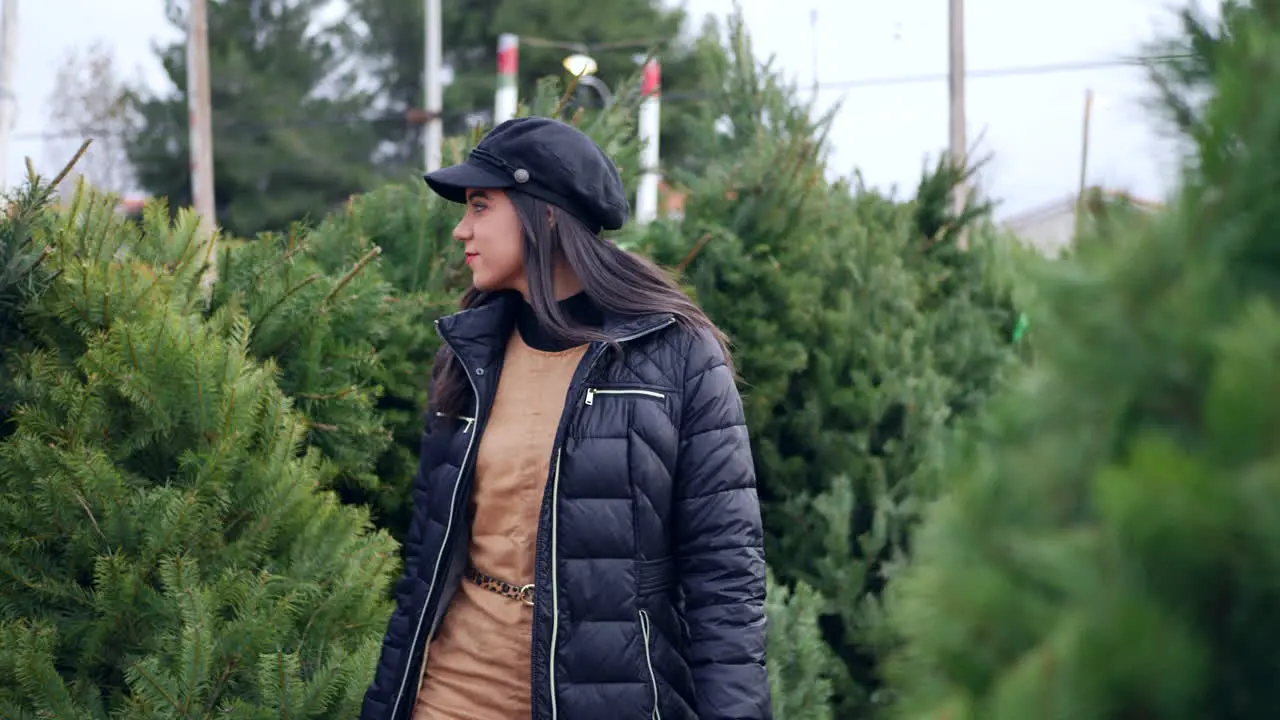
[465,252,478,265]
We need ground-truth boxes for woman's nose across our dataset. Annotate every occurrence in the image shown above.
[452,220,469,243]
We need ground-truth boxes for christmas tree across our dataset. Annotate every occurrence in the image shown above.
[0,173,397,717]
[886,4,1280,717]
[209,211,396,525]
[766,571,839,720]
[0,149,87,432]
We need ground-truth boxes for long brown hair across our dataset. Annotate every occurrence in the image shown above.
[430,191,731,418]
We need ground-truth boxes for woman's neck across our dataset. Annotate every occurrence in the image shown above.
[514,260,582,301]
[516,292,603,352]
[551,265,584,300]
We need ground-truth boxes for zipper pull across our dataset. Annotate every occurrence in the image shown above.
[463,417,475,433]
[584,388,596,406]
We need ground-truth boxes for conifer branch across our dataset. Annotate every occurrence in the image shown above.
[555,73,583,118]
[127,663,189,716]
[119,272,164,320]
[29,139,94,208]
[675,232,714,273]
[296,386,357,401]
[244,239,311,291]
[250,272,321,329]
[49,141,93,193]
[71,491,105,543]
[319,246,381,311]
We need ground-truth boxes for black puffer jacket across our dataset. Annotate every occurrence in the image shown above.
[360,292,770,720]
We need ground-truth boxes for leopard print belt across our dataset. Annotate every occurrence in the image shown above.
[464,565,535,606]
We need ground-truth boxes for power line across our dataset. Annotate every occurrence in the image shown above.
[13,53,1190,143]
[15,110,468,142]
[805,55,1184,91]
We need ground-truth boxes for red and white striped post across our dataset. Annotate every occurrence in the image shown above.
[635,58,661,225]
[494,33,519,125]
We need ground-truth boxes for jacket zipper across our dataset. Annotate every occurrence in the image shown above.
[638,609,662,719]
[547,447,564,719]
[543,316,675,720]
[391,320,482,720]
[583,388,666,405]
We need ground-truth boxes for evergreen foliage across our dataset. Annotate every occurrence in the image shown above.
[209,214,395,518]
[0,175,396,718]
[126,0,383,238]
[885,5,1280,717]
[766,572,839,720]
[0,153,79,432]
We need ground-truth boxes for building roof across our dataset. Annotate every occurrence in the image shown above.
[119,196,148,214]
[1002,188,1163,231]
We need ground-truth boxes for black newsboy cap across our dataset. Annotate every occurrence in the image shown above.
[424,117,630,232]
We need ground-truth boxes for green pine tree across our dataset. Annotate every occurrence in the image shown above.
[0,173,396,718]
[0,155,74,434]
[209,215,396,522]
[885,4,1280,718]
[766,572,841,720]
[126,0,384,238]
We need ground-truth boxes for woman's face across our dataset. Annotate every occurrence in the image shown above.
[454,188,526,294]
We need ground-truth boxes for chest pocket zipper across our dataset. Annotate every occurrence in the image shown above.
[638,609,661,719]
[584,388,666,406]
[434,411,476,433]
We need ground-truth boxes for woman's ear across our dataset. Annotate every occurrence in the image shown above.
[546,206,557,230]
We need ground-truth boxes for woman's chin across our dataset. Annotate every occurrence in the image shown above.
[469,270,520,294]
[470,276,498,292]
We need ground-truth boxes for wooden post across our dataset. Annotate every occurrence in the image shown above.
[423,0,442,172]
[188,0,217,289]
[948,0,968,248]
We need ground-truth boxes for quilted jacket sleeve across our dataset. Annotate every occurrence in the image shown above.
[400,350,451,584]
[359,351,452,719]
[674,328,772,720]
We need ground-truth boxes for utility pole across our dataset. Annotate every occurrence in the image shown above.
[1074,89,1095,241]
[187,0,217,287]
[423,0,442,172]
[809,7,819,101]
[0,0,18,193]
[948,0,967,247]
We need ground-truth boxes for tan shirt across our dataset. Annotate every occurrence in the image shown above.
[413,330,588,719]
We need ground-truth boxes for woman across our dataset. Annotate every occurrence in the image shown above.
[360,117,771,720]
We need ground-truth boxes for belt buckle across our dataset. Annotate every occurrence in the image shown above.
[517,583,535,606]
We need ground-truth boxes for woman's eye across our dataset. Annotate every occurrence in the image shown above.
[470,203,487,213]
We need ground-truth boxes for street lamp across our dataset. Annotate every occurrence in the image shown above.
[521,36,659,109]
[561,53,614,107]
[562,53,598,77]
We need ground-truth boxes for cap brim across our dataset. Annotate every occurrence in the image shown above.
[423,161,512,203]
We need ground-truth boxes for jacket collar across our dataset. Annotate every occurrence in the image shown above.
[435,290,673,373]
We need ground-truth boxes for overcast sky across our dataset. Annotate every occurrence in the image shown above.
[5,0,1219,218]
